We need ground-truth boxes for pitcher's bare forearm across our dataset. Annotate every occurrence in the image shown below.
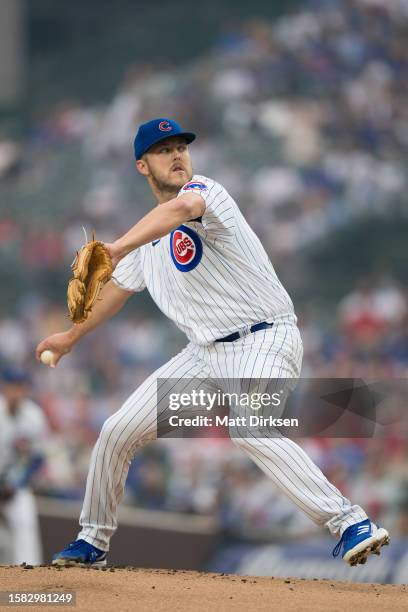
[112,193,205,259]
[35,280,131,366]
[68,280,132,344]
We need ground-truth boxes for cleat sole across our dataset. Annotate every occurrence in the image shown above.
[52,558,107,568]
[346,531,390,566]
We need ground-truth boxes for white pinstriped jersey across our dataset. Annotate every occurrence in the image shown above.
[112,174,296,345]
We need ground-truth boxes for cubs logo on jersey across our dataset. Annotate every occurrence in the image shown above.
[170,225,203,272]
[182,181,207,191]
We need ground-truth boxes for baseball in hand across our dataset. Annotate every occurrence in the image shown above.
[40,349,55,366]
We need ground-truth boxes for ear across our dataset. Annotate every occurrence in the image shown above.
[136,159,149,177]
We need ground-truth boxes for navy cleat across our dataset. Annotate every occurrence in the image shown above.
[52,539,107,567]
[332,519,390,566]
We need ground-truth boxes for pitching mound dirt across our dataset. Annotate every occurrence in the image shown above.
[0,567,406,611]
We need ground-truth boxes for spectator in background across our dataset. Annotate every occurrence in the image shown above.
[338,276,407,358]
[0,368,49,565]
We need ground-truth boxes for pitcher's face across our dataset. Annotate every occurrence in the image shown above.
[137,136,193,193]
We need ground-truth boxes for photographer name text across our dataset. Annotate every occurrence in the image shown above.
[168,415,298,428]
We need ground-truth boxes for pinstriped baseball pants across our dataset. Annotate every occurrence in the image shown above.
[78,321,367,551]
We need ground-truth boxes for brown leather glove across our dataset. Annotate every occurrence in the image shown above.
[67,237,113,324]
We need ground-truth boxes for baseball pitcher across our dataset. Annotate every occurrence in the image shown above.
[36,118,389,568]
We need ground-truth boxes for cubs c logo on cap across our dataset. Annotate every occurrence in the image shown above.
[159,121,172,132]
[170,225,202,272]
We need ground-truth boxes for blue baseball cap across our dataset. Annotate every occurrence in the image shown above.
[1,367,31,385]
[134,118,196,160]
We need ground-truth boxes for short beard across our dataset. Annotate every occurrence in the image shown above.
[149,168,193,198]
[150,173,180,196]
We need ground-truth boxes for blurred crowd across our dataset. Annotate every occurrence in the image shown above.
[0,0,407,541]
[1,0,407,263]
